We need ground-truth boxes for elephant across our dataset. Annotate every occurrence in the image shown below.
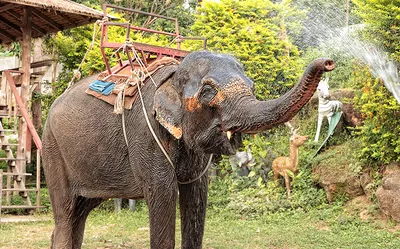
[42,50,334,249]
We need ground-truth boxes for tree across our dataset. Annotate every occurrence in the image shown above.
[292,0,358,50]
[76,0,188,28]
[191,0,305,99]
[352,0,400,62]
[350,0,400,164]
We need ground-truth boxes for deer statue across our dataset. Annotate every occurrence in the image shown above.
[272,123,309,197]
[315,77,342,142]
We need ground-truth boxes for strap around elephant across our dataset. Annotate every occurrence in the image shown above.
[122,47,212,185]
[177,154,213,185]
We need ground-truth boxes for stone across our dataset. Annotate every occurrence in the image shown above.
[314,164,364,203]
[376,171,400,222]
[383,161,400,176]
[341,103,362,127]
[360,171,374,199]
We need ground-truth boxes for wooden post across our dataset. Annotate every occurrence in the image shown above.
[16,6,32,204]
[0,169,3,221]
[36,149,40,212]
[5,72,42,151]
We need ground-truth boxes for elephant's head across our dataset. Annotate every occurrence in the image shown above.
[154,51,334,155]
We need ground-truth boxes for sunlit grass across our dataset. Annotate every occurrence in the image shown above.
[1,205,400,249]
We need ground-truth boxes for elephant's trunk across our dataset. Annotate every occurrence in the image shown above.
[224,58,335,134]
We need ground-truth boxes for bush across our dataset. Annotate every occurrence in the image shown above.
[353,65,400,164]
[209,122,329,217]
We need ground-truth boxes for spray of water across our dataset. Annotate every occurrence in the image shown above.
[325,29,400,103]
[294,1,400,103]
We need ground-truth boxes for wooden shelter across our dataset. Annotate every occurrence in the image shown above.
[0,0,103,213]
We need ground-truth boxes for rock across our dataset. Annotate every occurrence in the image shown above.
[382,171,400,191]
[360,172,372,189]
[383,161,400,176]
[376,171,400,222]
[341,104,362,127]
[314,164,364,203]
[360,171,374,199]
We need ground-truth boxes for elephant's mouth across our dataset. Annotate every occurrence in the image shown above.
[220,129,242,155]
[201,126,243,156]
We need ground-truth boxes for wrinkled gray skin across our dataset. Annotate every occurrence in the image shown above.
[42,51,334,249]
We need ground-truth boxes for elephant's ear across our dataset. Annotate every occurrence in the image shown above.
[153,79,183,139]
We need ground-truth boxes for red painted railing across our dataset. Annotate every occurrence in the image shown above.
[4,70,42,151]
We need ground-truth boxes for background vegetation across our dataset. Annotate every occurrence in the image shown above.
[1,0,400,247]
[34,0,400,218]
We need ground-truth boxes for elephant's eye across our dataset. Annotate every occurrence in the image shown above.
[198,84,218,104]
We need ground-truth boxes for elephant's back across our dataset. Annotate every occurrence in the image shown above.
[44,73,122,145]
[51,74,107,113]
[42,74,134,195]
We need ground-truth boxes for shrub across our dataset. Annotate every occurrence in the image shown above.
[353,65,400,164]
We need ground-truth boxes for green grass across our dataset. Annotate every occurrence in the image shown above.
[1,205,400,249]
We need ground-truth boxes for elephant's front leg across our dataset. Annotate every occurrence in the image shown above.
[146,178,178,249]
[178,175,208,249]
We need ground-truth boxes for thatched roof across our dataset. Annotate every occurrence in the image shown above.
[0,0,104,44]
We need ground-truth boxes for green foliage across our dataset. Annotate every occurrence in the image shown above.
[301,47,355,89]
[352,65,400,164]
[293,0,358,50]
[353,0,400,62]
[0,188,51,214]
[209,124,328,217]
[191,0,305,99]
[152,4,196,36]
[207,177,232,212]
[0,42,22,57]
[208,168,326,218]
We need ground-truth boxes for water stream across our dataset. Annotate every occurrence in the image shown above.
[326,29,400,103]
[295,1,400,103]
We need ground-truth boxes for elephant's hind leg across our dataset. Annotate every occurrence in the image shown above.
[49,194,77,249]
[72,196,104,248]
[43,132,76,249]
[50,194,103,249]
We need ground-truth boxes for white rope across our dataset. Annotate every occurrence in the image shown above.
[177,154,213,185]
[136,80,175,168]
[68,18,108,88]
[124,42,158,88]
[120,41,212,184]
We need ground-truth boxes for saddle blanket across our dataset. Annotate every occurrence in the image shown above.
[89,80,115,96]
[86,57,179,110]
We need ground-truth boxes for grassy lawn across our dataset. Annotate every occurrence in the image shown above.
[1,204,400,249]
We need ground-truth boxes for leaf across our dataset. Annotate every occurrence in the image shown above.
[248,171,256,178]
[287,170,295,178]
[257,177,263,187]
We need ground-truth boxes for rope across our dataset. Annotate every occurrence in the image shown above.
[114,79,130,114]
[124,41,158,88]
[118,40,211,184]
[67,17,108,88]
[136,79,176,168]
[135,71,212,184]
[177,154,213,185]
